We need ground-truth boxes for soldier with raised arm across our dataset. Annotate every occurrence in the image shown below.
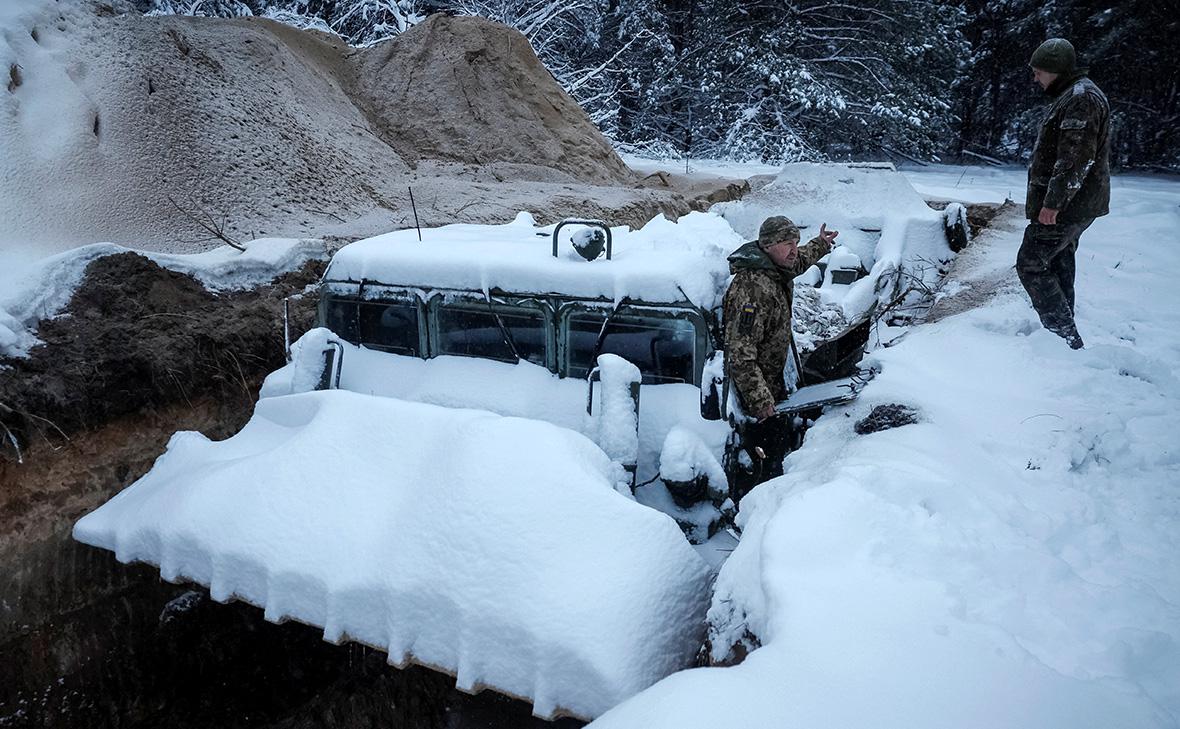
[722,215,838,499]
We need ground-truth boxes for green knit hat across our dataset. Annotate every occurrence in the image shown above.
[1029,38,1077,74]
[758,216,800,248]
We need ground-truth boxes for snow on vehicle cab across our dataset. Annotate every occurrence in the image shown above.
[274,200,897,525]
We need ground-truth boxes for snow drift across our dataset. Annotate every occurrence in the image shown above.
[73,389,712,720]
[592,174,1180,729]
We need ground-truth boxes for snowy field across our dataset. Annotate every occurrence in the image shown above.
[592,167,1180,727]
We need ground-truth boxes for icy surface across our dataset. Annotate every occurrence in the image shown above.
[0,238,324,358]
[592,171,1180,728]
[323,211,745,308]
[74,389,712,720]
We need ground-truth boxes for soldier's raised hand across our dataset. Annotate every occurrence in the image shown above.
[819,223,839,244]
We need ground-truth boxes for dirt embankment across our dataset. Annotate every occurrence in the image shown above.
[0,6,712,254]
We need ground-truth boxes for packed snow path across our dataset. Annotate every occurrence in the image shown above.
[74,391,712,720]
[593,170,1180,728]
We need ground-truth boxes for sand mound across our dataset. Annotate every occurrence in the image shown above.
[351,15,631,183]
[0,3,663,254]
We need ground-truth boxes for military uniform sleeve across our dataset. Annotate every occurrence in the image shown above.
[723,274,775,415]
[1044,94,1103,212]
[783,236,833,277]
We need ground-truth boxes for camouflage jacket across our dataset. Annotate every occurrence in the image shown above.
[722,236,831,415]
[1026,73,1110,224]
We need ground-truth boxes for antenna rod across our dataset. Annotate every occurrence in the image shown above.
[408,186,422,241]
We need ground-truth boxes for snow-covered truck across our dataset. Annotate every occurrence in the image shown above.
[274,163,964,520]
[285,212,873,511]
[74,162,962,721]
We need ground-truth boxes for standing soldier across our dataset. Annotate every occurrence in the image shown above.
[722,216,837,501]
[1020,38,1110,349]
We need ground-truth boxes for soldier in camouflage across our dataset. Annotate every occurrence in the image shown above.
[1019,38,1111,350]
[722,215,837,499]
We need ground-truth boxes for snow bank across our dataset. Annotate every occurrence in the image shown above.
[74,389,712,720]
[263,330,730,485]
[715,162,953,320]
[592,174,1180,728]
[0,238,324,358]
[323,210,745,308]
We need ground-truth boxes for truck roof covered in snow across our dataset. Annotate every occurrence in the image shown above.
[322,212,746,309]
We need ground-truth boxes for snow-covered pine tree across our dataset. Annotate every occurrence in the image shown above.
[671,0,967,162]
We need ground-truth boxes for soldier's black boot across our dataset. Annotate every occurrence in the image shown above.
[1045,317,1085,349]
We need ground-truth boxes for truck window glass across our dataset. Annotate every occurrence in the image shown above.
[436,306,547,366]
[324,298,358,342]
[358,301,420,355]
[566,312,697,384]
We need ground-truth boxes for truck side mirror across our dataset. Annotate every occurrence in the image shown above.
[587,354,642,489]
[700,350,724,421]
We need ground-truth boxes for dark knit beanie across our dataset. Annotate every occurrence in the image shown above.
[1029,38,1077,74]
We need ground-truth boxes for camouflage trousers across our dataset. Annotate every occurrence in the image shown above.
[1017,218,1094,345]
[724,415,802,505]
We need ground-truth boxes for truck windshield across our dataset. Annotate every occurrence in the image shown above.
[566,311,697,384]
[436,306,547,365]
[358,301,420,355]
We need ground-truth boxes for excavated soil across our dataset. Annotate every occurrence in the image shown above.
[0,252,322,450]
[0,6,703,253]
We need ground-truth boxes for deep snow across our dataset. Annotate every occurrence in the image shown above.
[73,389,712,720]
[591,168,1180,728]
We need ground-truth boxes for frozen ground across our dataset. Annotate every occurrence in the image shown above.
[1,2,692,255]
[593,168,1180,727]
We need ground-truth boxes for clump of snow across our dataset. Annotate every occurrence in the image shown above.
[276,326,337,395]
[658,426,726,497]
[943,201,969,230]
[0,238,324,358]
[323,210,745,309]
[591,173,1180,728]
[791,285,848,353]
[74,389,712,720]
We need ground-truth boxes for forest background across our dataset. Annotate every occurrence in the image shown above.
[141,0,1179,170]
